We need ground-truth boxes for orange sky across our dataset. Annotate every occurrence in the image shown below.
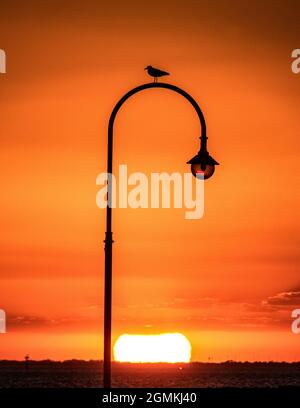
[0,0,300,361]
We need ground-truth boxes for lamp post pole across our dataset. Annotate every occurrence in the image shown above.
[103,82,218,388]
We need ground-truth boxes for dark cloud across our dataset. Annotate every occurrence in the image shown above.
[7,314,91,330]
[123,296,294,331]
[263,291,300,307]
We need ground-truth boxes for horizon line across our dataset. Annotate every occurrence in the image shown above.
[1,359,300,364]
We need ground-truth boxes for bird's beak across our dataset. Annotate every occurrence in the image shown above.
[144,67,147,70]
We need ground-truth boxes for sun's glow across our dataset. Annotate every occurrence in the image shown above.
[113,333,191,363]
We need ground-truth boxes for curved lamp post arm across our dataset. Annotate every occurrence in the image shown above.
[106,82,208,232]
[107,82,207,175]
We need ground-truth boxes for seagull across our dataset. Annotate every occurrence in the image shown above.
[145,65,170,82]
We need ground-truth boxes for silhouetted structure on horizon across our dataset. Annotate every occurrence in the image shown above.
[25,355,30,371]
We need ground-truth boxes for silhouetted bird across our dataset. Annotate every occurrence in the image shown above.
[145,65,170,82]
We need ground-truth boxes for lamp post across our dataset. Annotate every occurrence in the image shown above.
[103,82,218,388]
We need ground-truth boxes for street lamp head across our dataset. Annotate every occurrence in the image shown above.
[187,150,219,180]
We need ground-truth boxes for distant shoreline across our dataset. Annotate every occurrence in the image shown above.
[1,360,300,366]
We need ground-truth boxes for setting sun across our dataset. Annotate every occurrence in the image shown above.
[113,333,191,363]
